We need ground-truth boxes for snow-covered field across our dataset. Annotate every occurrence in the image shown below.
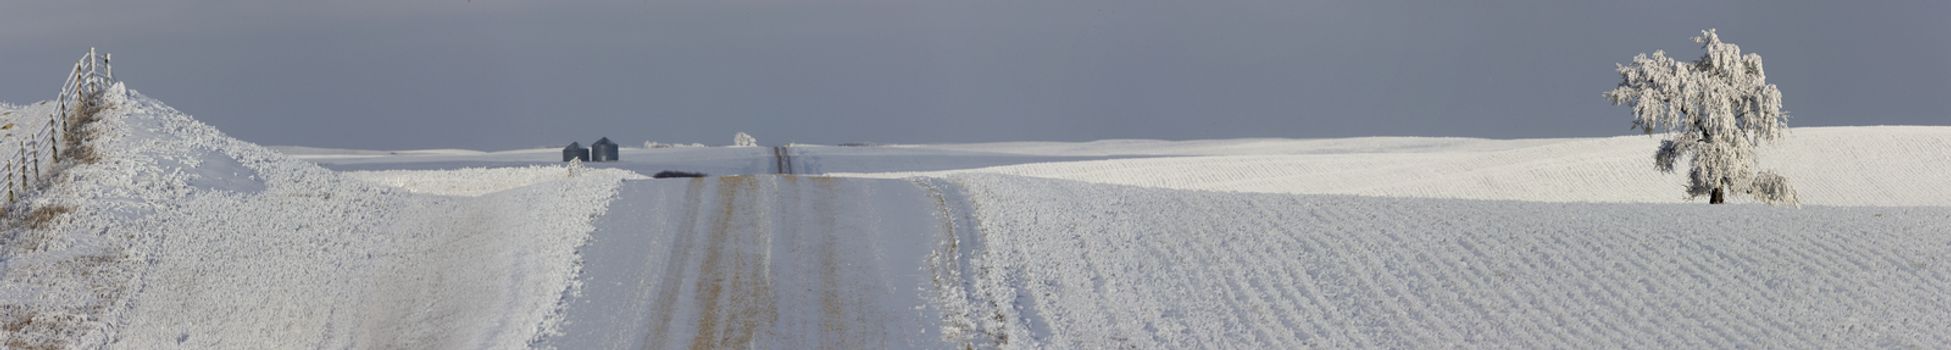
[934,174,1951,348]
[3,85,1949,349]
[845,126,1951,206]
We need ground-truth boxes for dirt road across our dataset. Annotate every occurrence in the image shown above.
[543,176,951,349]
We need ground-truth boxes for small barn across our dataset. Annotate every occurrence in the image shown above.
[563,142,589,162]
[591,137,619,162]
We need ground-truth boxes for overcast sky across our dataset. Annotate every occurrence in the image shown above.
[3,1,1946,150]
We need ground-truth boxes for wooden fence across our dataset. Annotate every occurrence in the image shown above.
[4,48,114,207]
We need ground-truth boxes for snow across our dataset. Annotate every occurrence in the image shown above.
[0,102,48,136]
[937,174,1951,348]
[0,100,61,177]
[116,171,629,349]
[0,86,638,349]
[343,166,634,197]
[912,136,1571,157]
[841,127,1951,206]
[268,146,486,160]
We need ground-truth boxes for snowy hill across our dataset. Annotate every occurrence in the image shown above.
[0,86,639,348]
[936,174,1951,348]
[843,126,1951,206]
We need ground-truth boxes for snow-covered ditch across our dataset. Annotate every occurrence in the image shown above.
[935,174,1951,348]
[0,86,638,348]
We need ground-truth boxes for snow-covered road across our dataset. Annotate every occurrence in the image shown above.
[543,176,953,349]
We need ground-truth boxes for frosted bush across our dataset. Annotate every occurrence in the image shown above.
[733,132,759,147]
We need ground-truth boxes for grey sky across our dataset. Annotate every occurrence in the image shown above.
[3,0,1947,150]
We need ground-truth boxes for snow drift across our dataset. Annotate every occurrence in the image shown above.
[0,86,637,348]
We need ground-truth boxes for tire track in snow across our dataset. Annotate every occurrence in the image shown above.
[772,146,796,175]
[803,176,878,350]
[915,178,989,347]
[687,176,775,349]
[916,177,1055,348]
[642,178,707,348]
[547,176,952,349]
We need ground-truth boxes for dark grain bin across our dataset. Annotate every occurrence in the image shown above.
[591,137,619,162]
[563,142,590,162]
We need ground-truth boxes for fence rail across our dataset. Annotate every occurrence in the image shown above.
[4,48,114,208]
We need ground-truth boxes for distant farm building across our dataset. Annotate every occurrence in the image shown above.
[563,138,619,162]
[563,142,589,162]
[591,137,619,162]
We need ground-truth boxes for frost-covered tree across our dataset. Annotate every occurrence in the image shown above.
[732,132,758,147]
[1605,29,1798,206]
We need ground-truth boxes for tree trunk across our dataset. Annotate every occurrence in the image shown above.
[1710,187,1726,204]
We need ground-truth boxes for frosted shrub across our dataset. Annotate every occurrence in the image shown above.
[1605,29,1798,206]
[732,132,759,147]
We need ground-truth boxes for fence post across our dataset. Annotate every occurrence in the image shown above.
[15,145,25,196]
[3,157,11,207]
[49,118,59,164]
